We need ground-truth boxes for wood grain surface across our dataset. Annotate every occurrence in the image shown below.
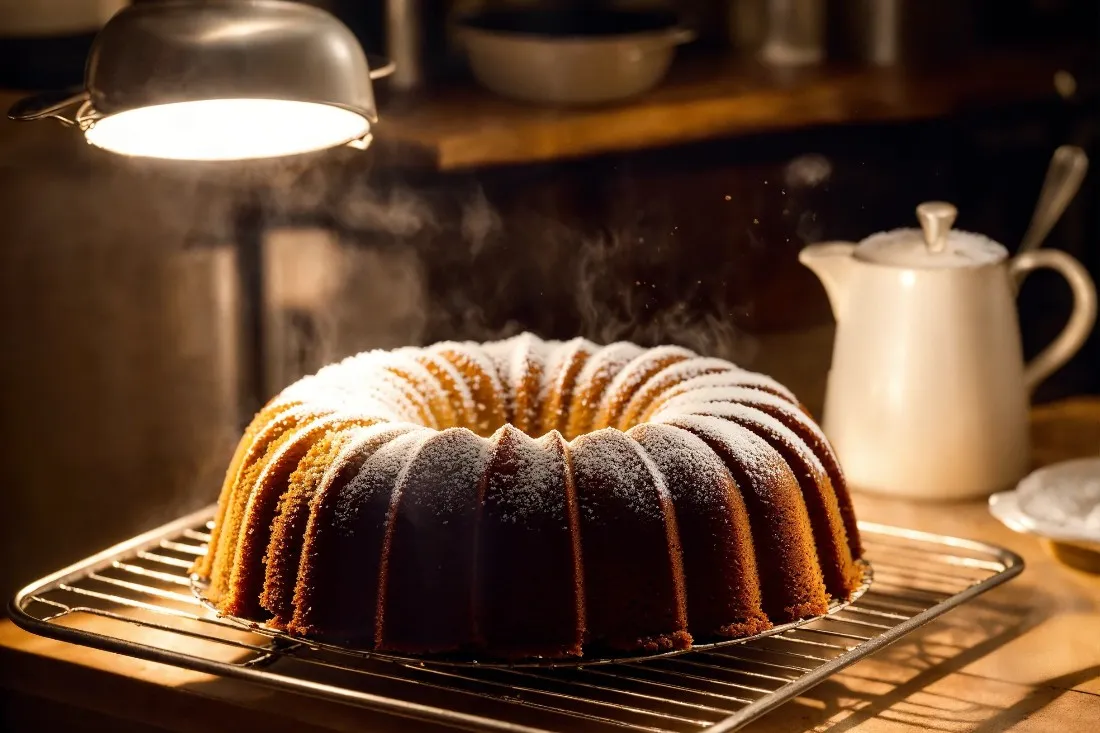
[374,49,1092,171]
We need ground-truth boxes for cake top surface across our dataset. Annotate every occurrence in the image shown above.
[272,332,799,445]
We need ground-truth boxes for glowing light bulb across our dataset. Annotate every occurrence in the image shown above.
[83,99,370,160]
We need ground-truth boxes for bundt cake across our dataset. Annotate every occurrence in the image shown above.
[195,333,864,659]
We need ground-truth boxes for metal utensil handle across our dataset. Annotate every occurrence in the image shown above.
[367,55,397,80]
[1019,145,1089,254]
[1011,249,1098,393]
[7,89,89,125]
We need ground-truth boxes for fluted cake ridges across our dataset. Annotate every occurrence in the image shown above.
[195,333,863,660]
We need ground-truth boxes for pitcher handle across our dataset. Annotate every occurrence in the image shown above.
[1009,249,1098,394]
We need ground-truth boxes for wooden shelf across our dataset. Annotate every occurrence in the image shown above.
[375,48,1092,171]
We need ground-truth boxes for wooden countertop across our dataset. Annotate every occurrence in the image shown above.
[2,398,1099,732]
[375,48,1093,171]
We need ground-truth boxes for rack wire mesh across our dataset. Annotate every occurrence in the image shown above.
[190,562,874,669]
[10,506,1023,732]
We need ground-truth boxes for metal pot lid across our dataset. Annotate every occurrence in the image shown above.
[7,1,395,160]
[87,0,378,120]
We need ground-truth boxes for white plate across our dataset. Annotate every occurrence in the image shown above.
[989,457,1100,545]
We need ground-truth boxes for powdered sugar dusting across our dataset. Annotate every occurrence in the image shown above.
[689,402,826,478]
[331,422,426,480]
[541,337,596,401]
[248,415,353,520]
[644,357,738,383]
[567,342,646,436]
[510,334,553,391]
[621,358,737,424]
[262,334,822,537]
[482,337,519,415]
[643,370,798,419]
[484,425,568,523]
[662,414,786,488]
[430,341,507,432]
[654,385,803,422]
[290,350,433,424]
[598,346,694,425]
[396,427,493,516]
[372,364,434,422]
[430,341,504,392]
[505,333,554,430]
[571,428,667,520]
[630,433,673,502]
[628,423,734,506]
[409,350,478,429]
[575,343,645,400]
[382,351,457,428]
[213,332,856,652]
[332,429,430,532]
[537,338,596,437]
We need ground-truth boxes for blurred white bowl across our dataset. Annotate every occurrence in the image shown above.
[990,457,1100,545]
[457,9,694,106]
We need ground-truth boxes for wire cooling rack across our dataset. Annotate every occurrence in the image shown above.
[10,507,1023,732]
[190,562,874,669]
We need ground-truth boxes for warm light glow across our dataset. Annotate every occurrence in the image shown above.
[83,99,371,160]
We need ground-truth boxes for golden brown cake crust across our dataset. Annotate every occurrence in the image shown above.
[197,334,864,660]
[475,427,585,658]
[261,426,373,625]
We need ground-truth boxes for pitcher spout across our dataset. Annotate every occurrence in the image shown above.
[799,242,857,322]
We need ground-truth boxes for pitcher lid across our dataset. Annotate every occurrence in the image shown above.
[854,201,1008,269]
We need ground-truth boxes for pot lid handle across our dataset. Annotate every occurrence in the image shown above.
[916,201,958,254]
[8,88,88,125]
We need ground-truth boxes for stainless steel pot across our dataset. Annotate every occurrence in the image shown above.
[457,9,694,106]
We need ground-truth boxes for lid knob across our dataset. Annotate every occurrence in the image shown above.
[916,201,957,254]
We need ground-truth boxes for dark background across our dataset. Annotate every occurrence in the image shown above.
[0,0,1097,603]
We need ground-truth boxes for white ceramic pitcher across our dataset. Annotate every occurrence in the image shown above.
[800,202,1097,500]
